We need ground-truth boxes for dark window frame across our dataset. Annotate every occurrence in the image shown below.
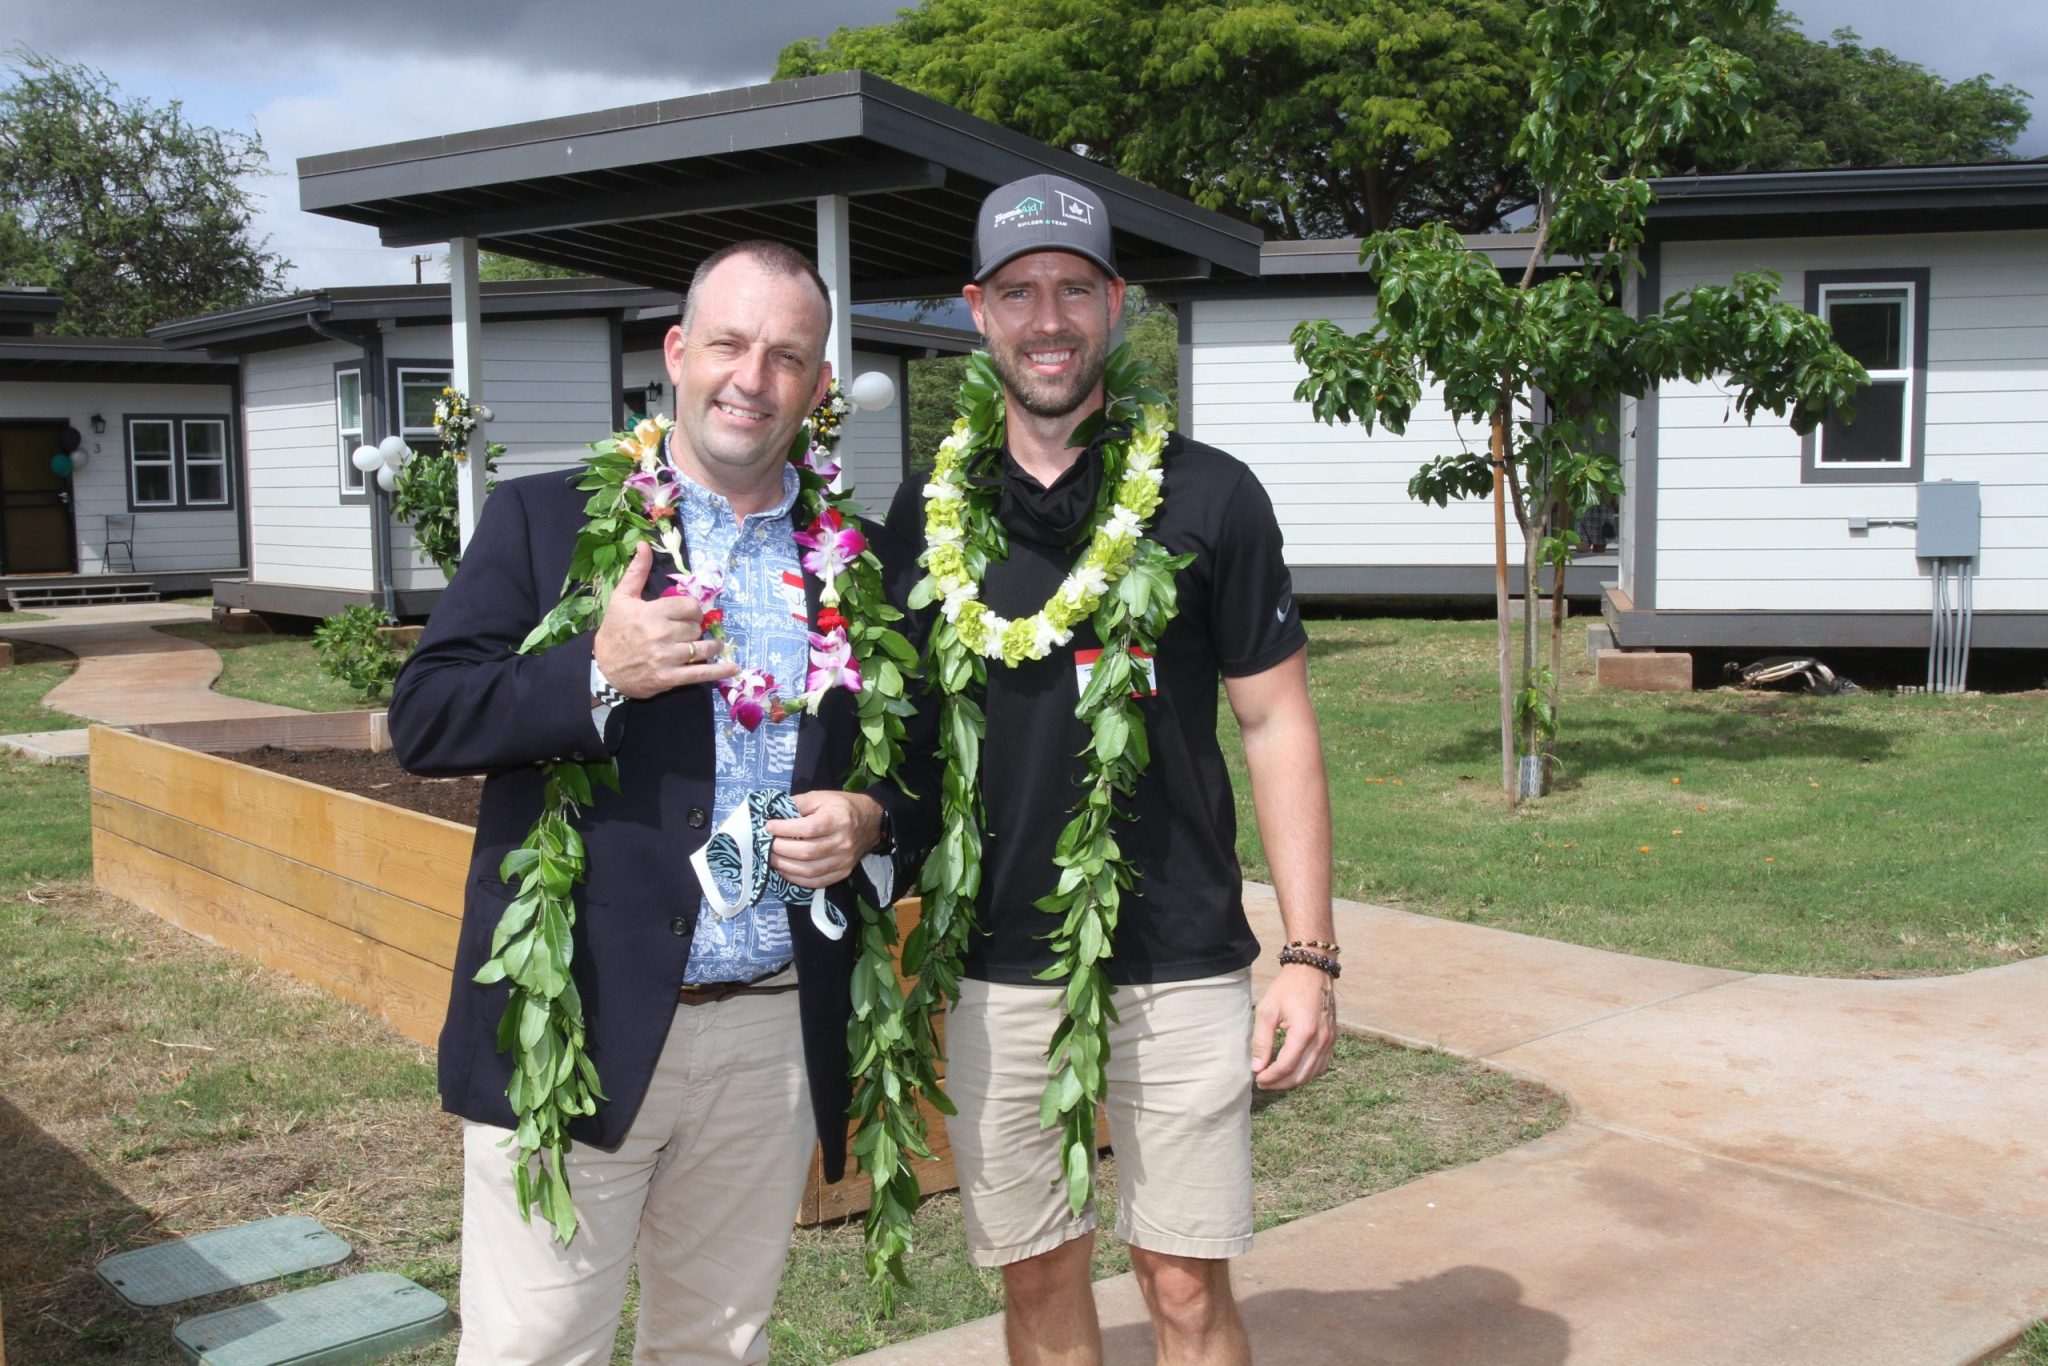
[1801,267,1930,486]
[124,413,237,512]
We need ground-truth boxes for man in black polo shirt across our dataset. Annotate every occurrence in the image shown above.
[887,175,1337,1365]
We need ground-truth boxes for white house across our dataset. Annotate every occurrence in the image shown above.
[1158,163,2048,657]
[1152,234,1615,602]
[0,288,242,605]
[1612,163,2048,654]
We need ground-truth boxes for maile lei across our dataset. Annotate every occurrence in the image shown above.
[898,342,1190,1229]
[475,383,918,1244]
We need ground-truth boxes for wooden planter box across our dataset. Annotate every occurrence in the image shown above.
[88,718,952,1224]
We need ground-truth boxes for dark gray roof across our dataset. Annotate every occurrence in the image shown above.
[150,278,679,352]
[0,334,236,383]
[0,287,65,337]
[1149,232,1580,302]
[1645,161,2048,239]
[296,71,1262,299]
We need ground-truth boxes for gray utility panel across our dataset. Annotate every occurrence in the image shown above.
[1916,480,1980,559]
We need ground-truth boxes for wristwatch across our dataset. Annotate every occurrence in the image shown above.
[872,806,897,857]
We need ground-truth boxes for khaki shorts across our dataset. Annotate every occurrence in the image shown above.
[945,970,1254,1267]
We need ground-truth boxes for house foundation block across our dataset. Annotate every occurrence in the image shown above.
[1598,649,1692,692]
[1585,624,1616,661]
[214,609,272,634]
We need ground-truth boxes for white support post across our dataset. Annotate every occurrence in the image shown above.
[816,194,854,397]
[449,235,488,549]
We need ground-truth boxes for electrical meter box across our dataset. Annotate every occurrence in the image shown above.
[1916,481,1980,559]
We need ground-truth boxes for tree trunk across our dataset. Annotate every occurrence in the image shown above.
[1492,410,1515,803]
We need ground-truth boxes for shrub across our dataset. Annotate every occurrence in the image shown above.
[313,604,405,701]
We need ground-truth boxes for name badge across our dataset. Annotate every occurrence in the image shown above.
[780,570,807,621]
[1074,646,1158,698]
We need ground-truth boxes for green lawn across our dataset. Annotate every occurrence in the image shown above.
[154,620,381,711]
[0,639,86,735]
[0,885,1555,1364]
[1225,617,2048,976]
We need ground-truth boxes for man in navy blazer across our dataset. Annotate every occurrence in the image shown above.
[389,240,932,1364]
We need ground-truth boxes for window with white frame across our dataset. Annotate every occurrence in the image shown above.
[183,420,229,505]
[1802,268,1929,485]
[1817,282,1914,466]
[337,368,365,493]
[126,416,234,510]
[397,367,451,459]
[129,419,176,506]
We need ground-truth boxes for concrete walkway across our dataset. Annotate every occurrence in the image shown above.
[1,603,300,759]
[856,886,2048,1365]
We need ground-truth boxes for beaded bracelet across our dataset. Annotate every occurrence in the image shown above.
[1285,939,1341,954]
[1278,946,1342,979]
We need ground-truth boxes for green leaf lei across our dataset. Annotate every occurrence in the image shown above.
[897,342,1192,1235]
[476,390,917,1245]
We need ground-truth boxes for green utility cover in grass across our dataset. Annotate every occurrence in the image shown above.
[173,1273,452,1364]
[96,1216,351,1308]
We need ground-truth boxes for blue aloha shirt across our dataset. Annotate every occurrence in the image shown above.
[674,460,810,985]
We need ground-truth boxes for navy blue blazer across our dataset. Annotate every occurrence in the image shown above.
[388,469,934,1180]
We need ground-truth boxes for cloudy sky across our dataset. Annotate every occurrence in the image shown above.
[5,0,2042,290]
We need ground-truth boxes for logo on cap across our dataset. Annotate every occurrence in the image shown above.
[1057,191,1094,224]
[992,196,1047,227]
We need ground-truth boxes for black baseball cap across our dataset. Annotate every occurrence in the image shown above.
[971,174,1119,282]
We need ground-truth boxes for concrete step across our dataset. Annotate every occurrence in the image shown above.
[6,585,160,608]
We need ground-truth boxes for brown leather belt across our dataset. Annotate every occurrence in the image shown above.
[677,973,801,1005]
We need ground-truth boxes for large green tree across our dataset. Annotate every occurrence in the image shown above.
[779,0,1537,237]
[0,52,288,336]
[1683,14,2032,171]
[782,1,2031,240]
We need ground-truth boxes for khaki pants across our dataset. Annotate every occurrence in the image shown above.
[455,984,812,1365]
[946,970,1256,1268]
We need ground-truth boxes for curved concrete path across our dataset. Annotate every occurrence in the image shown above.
[2,603,300,759]
[855,886,2048,1365]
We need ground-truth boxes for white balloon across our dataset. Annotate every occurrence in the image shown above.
[376,464,397,492]
[68,446,89,471]
[352,444,385,473]
[378,434,410,465]
[848,369,897,411]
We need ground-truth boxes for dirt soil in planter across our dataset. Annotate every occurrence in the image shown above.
[224,745,484,826]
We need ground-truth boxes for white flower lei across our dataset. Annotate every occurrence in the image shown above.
[922,399,1171,667]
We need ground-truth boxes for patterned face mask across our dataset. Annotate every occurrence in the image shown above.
[689,788,848,941]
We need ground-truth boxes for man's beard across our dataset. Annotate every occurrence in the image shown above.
[988,331,1110,420]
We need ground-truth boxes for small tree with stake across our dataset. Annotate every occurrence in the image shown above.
[1292,0,1868,800]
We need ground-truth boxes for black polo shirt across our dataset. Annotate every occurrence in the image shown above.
[887,429,1305,985]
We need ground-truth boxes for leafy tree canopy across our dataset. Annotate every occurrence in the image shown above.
[0,51,288,336]
[778,0,1537,237]
[781,1,2032,239]
[1681,13,2033,171]
[477,250,583,281]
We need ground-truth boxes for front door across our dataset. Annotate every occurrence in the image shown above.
[0,422,78,575]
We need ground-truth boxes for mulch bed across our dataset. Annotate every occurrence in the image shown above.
[222,746,484,826]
